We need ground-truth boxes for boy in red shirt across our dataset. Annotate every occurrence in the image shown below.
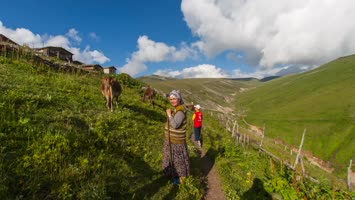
[192,104,203,147]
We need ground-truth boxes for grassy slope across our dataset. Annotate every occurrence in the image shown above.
[235,56,355,173]
[0,57,203,199]
[138,77,261,112]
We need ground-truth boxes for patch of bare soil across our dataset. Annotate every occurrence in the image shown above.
[191,135,225,200]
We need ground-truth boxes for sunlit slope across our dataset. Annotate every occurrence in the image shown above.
[139,77,261,113]
[0,57,203,198]
[235,55,355,171]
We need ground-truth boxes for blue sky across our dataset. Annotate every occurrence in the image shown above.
[1,0,355,78]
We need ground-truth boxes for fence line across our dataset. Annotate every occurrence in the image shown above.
[221,117,336,186]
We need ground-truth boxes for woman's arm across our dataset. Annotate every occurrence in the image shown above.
[169,111,185,128]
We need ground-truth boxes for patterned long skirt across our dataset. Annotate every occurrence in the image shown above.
[162,140,190,179]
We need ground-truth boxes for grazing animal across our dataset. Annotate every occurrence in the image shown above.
[142,86,156,106]
[101,77,122,112]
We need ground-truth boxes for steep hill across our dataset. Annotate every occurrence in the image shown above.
[138,77,261,113]
[0,57,204,199]
[1,56,352,198]
[235,55,355,173]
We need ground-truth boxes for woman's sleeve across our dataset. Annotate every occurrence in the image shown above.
[169,111,185,128]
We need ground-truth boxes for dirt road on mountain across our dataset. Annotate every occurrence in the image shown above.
[191,137,225,200]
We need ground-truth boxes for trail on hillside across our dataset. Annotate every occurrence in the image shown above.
[191,135,225,200]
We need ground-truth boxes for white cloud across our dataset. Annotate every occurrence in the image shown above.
[232,64,317,79]
[71,46,110,64]
[0,21,42,47]
[66,28,82,44]
[89,32,100,41]
[154,63,314,79]
[119,35,198,76]
[0,21,109,64]
[45,35,71,48]
[181,0,355,69]
[154,64,229,78]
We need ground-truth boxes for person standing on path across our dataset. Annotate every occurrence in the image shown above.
[192,104,203,148]
[162,90,190,184]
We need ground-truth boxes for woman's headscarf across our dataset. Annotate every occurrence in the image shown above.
[169,90,185,105]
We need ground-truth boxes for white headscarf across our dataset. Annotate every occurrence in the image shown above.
[169,90,184,105]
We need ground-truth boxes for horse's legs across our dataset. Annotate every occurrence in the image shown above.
[105,96,110,111]
[114,95,119,109]
[109,96,113,112]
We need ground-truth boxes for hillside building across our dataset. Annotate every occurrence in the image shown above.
[0,34,20,54]
[81,64,103,73]
[103,66,117,74]
[35,46,73,62]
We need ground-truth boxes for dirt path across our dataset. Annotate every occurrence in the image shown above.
[191,136,225,200]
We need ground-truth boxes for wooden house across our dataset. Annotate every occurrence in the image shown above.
[72,60,84,66]
[103,66,117,74]
[0,34,19,53]
[0,34,19,46]
[81,64,103,73]
[35,46,73,62]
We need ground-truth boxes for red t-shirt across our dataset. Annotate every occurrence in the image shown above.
[193,111,203,128]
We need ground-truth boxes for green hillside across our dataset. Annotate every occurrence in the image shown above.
[138,77,261,113]
[1,56,353,199]
[235,55,355,173]
[0,57,206,199]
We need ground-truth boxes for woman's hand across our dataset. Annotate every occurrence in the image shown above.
[166,109,172,118]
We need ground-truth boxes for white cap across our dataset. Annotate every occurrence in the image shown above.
[194,104,201,109]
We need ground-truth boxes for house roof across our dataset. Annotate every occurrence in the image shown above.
[73,60,84,65]
[82,64,103,69]
[104,66,117,70]
[0,34,19,46]
[36,46,74,55]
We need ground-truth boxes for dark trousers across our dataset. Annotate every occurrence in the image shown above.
[194,127,202,141]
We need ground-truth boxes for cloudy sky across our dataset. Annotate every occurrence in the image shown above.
[1,0,355,78]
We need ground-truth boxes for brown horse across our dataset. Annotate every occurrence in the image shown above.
[142,86,156,106]
[101,77,122,112]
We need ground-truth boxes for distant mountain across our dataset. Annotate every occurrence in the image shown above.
[259,76,280,82]
[137,74,176,83]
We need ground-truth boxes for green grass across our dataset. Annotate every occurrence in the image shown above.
[196,110,353,199]
[1,54,353,199]
[235,56,355,174]
[0,57,203,199]
[138,77,261,112]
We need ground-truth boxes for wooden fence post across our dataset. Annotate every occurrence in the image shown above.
[225,116,229,131]
[259,124,266,151]
[293,129,306,170]
[236,119,239,133]
[348,159,352,190]
[232,120,237,137]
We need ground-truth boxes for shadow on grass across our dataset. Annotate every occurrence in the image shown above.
[241,178,272,200]
[106,151,179,199]
[200,149,217,177]
[123,104,167,122]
